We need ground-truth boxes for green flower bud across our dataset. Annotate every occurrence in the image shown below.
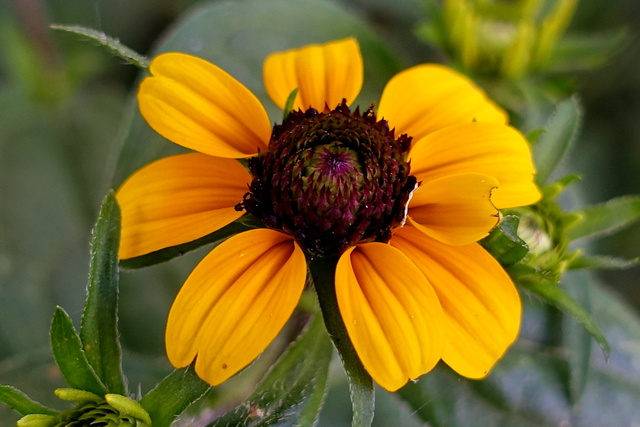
[54,388,101,403]
[518,215,553,256]
[17,414,56,427]
[105,393,152,426]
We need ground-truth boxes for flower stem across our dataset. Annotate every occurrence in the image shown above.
[310,256,375,427]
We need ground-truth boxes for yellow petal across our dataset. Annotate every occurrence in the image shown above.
[336,243,446,391]
[378,64,507,142]
[116,153,249,259]
[390,226,521,378]
[408,173,500,245]
[139,53,271,158]
[165,229,306,385]
[409,122,541,208]
[263,38,363,111]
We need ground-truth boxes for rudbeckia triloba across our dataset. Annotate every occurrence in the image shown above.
[117,38,540,392]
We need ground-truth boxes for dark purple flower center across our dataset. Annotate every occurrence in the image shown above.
[237,100,416,258]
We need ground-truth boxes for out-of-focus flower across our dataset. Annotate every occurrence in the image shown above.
[116,38,540,391]
[421,0,578,78]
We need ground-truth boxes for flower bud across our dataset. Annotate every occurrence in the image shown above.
[435,0,577,78]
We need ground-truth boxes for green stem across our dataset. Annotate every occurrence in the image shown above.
[309,256,375,427]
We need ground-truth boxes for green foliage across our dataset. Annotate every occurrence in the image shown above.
[50,25,149,69]
[565,195,640,242]
[511,264,610,360]
[139,367,210,427]
[0,386,57,417]
[81,193,126,394]
[282,88,300,120]
[549,28,630,72]
[50,307,109,396]
[569,253,639,270]
[533,97,582,185]
[480,215,530,266]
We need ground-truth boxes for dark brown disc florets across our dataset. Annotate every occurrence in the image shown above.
[238,100,417,258]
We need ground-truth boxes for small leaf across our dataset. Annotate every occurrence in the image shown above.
[80,192,126,394]
[526,127,545,145]
[50,306,108,396]
[562,271,593,406]
[105,394,152,426]
[208,314,333,427]
[119,220,252,269]
[541,174,581,200]
[310,257,374,427]
[282,88,299,120]
[480,215,529,266]
[571,253,640,270]
[564,195,640,242]
[139,366,210,427]
[0,385,58,416]
[414,0,447,49]
[549,28,629,73]
[54,388,101,403]
[533,97,581,185]
[50,25,149,69]
[511,264,610,360]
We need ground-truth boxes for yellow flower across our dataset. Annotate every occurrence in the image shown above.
[116,38,541,392]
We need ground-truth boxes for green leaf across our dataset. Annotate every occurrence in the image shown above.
[549,28,629,73]
[564,195,640,242]
[533,97,581,185]
[310,257,374,427]
[511,264,610,360]
[480,215,529,266]
[562,272,592,406]
[50,25,149,69]
[568,253,639,270]
[208,315,333,427]
[414,0,447,49]
[282,88,299,120]
[80,192,126,394]
[50,306,108,396]
[398,274,640,426]
[0,385,58,416]
[139,366,210,427]
[541,174,581,200]
[119,220,252,269]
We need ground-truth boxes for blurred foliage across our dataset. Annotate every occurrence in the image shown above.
[1,0,639,425]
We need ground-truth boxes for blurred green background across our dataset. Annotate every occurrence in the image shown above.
[1,0,638,425]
